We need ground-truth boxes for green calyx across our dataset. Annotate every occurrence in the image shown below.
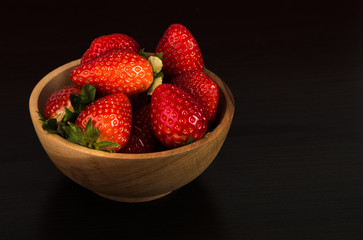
[63,118,120,152]
[39,84,96,135]
[38,84,118,152]
[38,112,59,134]
[138,49,148,59]
[69,84,96,116]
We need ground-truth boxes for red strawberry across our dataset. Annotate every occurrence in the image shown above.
[81,33,141,64]
[64,92,132,152]
[44,86,81,121]
[71,49,153,97]
[121,102,162,153]
[155,23,204,78]
[150,84,207,148]
[170,70,219,127]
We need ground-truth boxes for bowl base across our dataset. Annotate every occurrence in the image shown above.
[94,191,172,202]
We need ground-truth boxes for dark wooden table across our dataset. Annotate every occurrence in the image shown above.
[2,2,363,239]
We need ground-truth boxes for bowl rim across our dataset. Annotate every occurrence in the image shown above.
[29,59,235,160]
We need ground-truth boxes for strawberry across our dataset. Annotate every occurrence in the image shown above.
[39,84,96,136]
[81,33,141,64]
[150,84,207,148]
[155,23,204,78]
[64,92,132,152]
[121,101,162,153]
[43,86,82,121]
[71,49,153,97]
[170,70,219,127]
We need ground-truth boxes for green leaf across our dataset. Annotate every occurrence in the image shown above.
[41,118,59,134]
[38,111,66,136]
[155,52,163,60]
[138,48,148,59]
[81,84,96,104]
[63,122,87,146]
[37,111,47,122]
[69,93,83,113]
[62,118,120,153]
[69,84,96,115]
[95,141,120,152]
[155,71,164,79]
[85,118,99,141]
[63,107,76,123]
[57,121,67,137]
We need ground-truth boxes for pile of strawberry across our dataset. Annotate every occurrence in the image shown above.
[39,24,219,153]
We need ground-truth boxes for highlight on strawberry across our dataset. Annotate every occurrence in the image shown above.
[38,23,220,153]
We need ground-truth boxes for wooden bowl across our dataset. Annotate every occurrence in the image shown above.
[29,59,235,202]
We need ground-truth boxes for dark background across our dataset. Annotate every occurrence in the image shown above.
[2,1,363,239]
